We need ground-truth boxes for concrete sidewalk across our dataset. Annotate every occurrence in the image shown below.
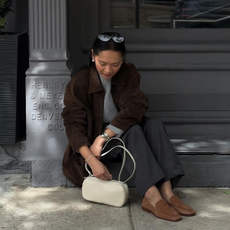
[0,174,230,230]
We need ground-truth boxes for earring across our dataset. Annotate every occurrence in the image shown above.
[92,59,95,62]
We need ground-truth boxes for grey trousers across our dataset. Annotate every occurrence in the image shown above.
[102,117,185,197]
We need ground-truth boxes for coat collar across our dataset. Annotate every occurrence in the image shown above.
[88,65,103,94]
[88,62,127,94]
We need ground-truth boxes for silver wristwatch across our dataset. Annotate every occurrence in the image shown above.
[100,132,110,141]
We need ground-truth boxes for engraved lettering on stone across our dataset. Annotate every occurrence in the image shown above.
[33,102,50,110]
[31,113,62,120]
[48,123,65,131]
[31,93,36,99]
[31,81,66,89]
[54,102,64,110]
[30,81,66,131]
[39,92,64,99]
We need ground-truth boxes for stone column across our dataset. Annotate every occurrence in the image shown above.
[26,0,70,186]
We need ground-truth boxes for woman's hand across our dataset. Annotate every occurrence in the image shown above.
[90,136,105,159]
[88,156,112,180]
[79,145,111,180]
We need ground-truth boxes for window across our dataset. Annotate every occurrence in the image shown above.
[110,0,230,28]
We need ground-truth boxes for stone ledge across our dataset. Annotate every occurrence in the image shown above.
[29,155,230,187]
[178,155,230,187]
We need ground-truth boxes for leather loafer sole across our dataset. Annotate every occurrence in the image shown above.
[142,198,182,222]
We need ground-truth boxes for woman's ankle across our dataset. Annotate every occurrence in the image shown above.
[144,186,162,207]
[159,181,174,202]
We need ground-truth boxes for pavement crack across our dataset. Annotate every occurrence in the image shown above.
[128,201,136,230]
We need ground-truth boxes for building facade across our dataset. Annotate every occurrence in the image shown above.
[3,0,230,187]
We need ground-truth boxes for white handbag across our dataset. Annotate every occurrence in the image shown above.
[82,137,136,207]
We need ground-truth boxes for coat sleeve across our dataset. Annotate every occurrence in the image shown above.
[110,63,148,132]
[61,76,90,153]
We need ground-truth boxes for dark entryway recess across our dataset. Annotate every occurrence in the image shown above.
[0,32,29,144]
[68,0,230,186]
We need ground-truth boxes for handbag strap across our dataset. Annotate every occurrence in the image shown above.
[85,137,136,183]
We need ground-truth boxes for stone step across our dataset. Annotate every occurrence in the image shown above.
[29,155,230,187]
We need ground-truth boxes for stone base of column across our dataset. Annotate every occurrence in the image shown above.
[31,159,66,187]
[25,63,71,187]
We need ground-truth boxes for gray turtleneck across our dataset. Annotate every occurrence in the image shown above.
[99,75,124,137]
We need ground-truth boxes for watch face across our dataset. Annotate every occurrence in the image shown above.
[101,132,109,140]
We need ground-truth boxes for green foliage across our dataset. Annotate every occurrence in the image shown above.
[223,190,230,195]
[0,17,6,27]
[0,0,13,32]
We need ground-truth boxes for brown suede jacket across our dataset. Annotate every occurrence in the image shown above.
[62,61,148,187]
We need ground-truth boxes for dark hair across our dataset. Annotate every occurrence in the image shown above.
[90,32,126,65]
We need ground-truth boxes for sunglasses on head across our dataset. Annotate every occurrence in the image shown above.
[98,34,125,43]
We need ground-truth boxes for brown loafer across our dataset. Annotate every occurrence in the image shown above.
[142,197,182,222]
[168,195,196,216]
